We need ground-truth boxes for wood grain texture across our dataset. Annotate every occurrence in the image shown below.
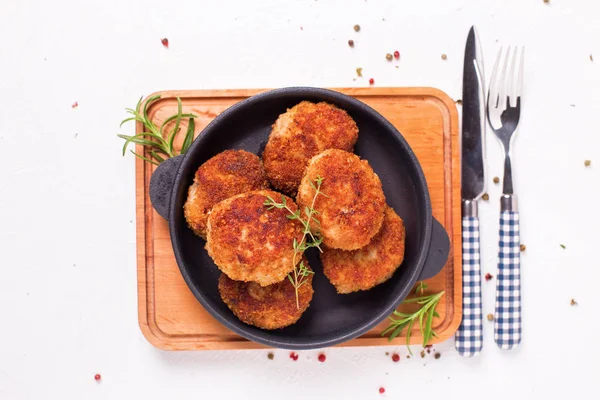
[136,87,461,350]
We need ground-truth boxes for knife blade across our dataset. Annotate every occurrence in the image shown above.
[455,25,486,357]
[461,26,486,202]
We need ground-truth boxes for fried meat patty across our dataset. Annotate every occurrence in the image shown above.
[218,262,314,329]
[183,149,268,239]
[206,190,304,286]
[262,101,359,196]
[296,149,386,250]
[321,206,406,293]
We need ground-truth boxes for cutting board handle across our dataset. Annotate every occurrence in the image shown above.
[418,218,450,280]
[149,155,184,220]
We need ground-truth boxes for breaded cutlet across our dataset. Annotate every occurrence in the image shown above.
[296,149,386,250]
[262,101,359,196]
[184,149,268,239]
[206,189,304,286]
[218,260,314,329]
[321,206,406,294]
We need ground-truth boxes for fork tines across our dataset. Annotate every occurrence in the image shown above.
[488,46,524,110]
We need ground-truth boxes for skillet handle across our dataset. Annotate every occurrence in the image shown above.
[149,155,184,220]
[418,218,450,280]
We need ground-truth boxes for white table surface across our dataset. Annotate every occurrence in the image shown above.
[1,0,599,398]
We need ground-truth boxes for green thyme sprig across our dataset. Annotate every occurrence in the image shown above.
[381,282,445,354]
[117,95,197,165]
[264,176,326,309]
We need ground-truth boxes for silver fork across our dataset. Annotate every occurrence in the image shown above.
[486,46,524,350]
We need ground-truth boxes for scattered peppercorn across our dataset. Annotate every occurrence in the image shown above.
[394,50,400,59]
[94,374,101,381]
[386,53,393,61]
[487,313,494,321]
[356,67,363,77]
[391,353,400,362]
[570,298,578,306]
[348,39,354,47]
[434,352,441,359]
[485,273,493,281]
[493,176,500,184]
[482,193,489,201]
[520,244,526,252]
[590,54,594,61]
[318,353,326,362]
[455,99,462,105]
[420,350,425,358]
[441,54,447,60]
[426,348,431,354]
[385,352,389,356]
[161,38,169,48]
[560,244,566,249]
[267,352,274,360]
[369,78,375,85]
[543,0,550,4]
[354,24,361,32]
[72,102,78,109]
[584,160,591,167]
[406,355,410,359]
[379,387,385,394]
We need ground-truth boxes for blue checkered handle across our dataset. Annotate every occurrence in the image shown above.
[455,215,483,356]
[494,210,521,349]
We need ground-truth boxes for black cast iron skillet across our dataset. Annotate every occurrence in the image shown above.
[149,87,450,350]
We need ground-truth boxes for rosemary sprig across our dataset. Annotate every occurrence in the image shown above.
[381,281,445,355]
[117,95,197,165]
[264,176,326,309]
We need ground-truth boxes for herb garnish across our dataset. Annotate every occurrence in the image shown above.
[264,176,326,309]
[382,282,445,354]
[118,95,197,165]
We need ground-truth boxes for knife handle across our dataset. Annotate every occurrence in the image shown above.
[494,195,521,349]
[455,212,483,357]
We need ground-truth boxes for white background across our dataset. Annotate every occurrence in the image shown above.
[1,0,599,399]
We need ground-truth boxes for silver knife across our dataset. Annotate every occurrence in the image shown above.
[455,25,486,357]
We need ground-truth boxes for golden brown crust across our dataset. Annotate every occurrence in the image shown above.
[183,149,269,239]
[218,261,314,330]
[321,206,406,294]
[206,189,304,286]
[297,149,386,250]
[262,101,359,196]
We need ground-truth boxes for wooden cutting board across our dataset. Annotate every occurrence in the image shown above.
[136,87,461,350]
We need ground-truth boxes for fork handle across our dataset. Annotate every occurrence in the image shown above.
[494,195,521,349]
[455,201,483,356]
